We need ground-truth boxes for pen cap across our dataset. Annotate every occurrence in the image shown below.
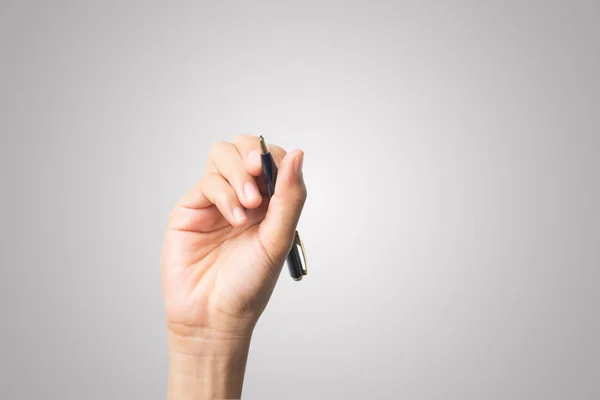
[286,231,308,281]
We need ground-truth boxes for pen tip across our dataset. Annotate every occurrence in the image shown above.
[259,135,269,155]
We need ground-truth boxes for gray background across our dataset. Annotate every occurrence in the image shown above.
[1,0,599,399]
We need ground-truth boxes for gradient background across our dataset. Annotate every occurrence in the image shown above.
[1,1,599,399]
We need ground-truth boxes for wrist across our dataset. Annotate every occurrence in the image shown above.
[167,325,253,357]
[167,318,255,355]
[167,323,253,399]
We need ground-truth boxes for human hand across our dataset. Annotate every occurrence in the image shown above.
[161,135,306,398]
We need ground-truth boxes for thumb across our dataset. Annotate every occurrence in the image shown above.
[258,150,307,265]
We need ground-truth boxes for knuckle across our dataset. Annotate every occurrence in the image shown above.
[167,204,183,226]
[233,134,249,144]
[202,171,219,186]
[300,184,308,199]
[210,141,229,158]
[273,146,287,158]
[295,185,308,205]
[205,171,220,180]
[219,188,237,208]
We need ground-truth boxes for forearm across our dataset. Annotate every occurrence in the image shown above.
[167,330,252,399]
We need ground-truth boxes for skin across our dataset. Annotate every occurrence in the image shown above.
[161,135,307,399]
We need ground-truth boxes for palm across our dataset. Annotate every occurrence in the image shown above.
[162,200,282,333]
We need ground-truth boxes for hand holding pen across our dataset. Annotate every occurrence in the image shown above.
[161,135,307,398]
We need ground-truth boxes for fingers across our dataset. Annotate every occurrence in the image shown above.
[210,141,262,209]
[258,150,307,263]
[172,135,300,235]
[200,172,248,227]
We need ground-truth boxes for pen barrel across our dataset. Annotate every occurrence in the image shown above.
[261,153,277,197]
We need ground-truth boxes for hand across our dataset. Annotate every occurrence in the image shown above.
[161,135,306,399]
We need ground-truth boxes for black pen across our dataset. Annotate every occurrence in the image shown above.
[259,135,308,281]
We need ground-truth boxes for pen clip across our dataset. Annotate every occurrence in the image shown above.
[294,230,308,276]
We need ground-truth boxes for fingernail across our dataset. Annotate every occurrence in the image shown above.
[294,153,304,177]
[233,206,246,222]
[244,182,260,200]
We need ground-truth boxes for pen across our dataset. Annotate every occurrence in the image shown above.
[259,135,308,281]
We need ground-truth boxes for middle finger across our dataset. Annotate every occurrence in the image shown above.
[209,141,262,209]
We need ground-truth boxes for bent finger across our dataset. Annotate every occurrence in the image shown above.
[201,172,248,227]
[209,141,262,209]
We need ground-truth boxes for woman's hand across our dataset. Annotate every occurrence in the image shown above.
[161,135,306,399]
